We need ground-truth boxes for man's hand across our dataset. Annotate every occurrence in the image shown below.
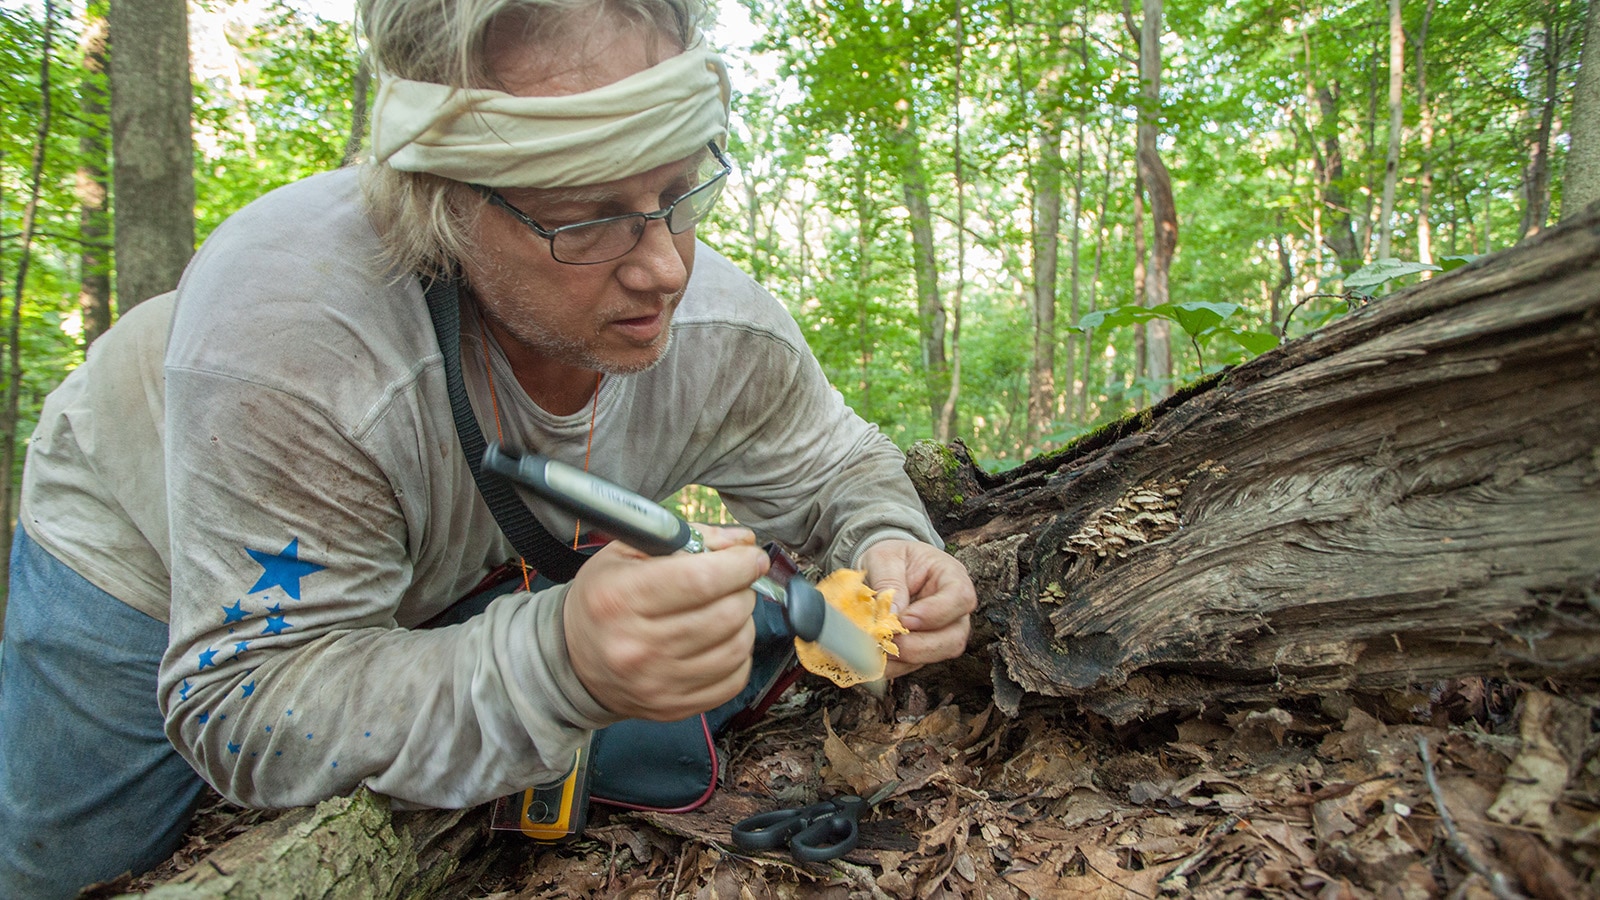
[857,539,976,678]
[562,526,767,721]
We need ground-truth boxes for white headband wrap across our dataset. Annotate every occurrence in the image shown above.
[371,45,730,188]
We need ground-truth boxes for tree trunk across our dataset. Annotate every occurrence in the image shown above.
[1562,0,1599,218]
[1414,0,1436,267]
[908,205,1600,723]
[109,0,196,310]
[79,4,113,348]
[1521,0,1565,239]
[1028,122,1062,447]
[1,0,57,623]
[1377,0,1404,260]
[893,122,948,435]
[1137,0,1174,396]
[1314,82,1362,274]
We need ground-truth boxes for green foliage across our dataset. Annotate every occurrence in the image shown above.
[1342,258,1443,297]
[0,0,1587,494]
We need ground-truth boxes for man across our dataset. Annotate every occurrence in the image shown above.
[0,0,976,894]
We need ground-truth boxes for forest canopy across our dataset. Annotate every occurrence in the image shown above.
[0,0,1590,480]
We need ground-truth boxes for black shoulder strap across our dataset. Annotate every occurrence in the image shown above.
[422,270,587,583]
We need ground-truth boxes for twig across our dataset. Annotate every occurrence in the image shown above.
[1281,291,1361,337]
[1417,737,1529,900]
[1158,813,1242,895]
[831,859,894,900]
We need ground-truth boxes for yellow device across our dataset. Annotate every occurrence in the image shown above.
[490,737,591,841]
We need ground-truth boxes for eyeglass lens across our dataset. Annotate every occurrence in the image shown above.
[549,149,729,264]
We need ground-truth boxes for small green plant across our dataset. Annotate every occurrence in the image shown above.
[1072,301,1279,373]
[1281,254,1478,335]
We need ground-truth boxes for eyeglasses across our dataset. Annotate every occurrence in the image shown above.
[474,141,731,265]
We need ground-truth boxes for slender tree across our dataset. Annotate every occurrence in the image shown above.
[1,0,57,607]
[78,2,112,346]
[1564,0,1599,215]
[1377,0,1405,259]
[109,0,196,308]
[1135,0,1174,396]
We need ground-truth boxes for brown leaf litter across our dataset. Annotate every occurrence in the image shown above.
[126,675,1598,898]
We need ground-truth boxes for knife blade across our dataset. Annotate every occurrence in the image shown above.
[480,444,885,682]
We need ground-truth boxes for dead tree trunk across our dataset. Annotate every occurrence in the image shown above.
[909,203,1600,723]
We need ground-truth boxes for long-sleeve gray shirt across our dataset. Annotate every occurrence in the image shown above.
[20,168,939,810]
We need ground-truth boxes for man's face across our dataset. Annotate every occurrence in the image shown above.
[461,18,699,385]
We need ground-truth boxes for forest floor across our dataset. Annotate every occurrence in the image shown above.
[118,669,1598,899]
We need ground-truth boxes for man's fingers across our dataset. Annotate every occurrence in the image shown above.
[695,524,757,551]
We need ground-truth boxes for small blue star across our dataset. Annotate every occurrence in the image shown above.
[241,681,256,698]
[198,711,210,724]
[234,641,251,655]
[286,709,293,716]
[180,680,193,701]
[331,761,338,768]
[227,741,241,755]
[265,726,273,734]
[222,600,249,624]
[197,647,218,670]
[306,733,314,740]
[265,603,283,616]
[262,616,291,636]
[245,538,325,600]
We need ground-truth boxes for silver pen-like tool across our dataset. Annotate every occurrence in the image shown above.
[480,444,884,681]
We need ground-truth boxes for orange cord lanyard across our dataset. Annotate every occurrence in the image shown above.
[475,313,601,588]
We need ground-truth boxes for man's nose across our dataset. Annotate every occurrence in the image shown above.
[618,217,689,293]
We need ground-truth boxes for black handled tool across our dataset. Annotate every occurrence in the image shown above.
[732,781,899,863]
[481,444,882,681]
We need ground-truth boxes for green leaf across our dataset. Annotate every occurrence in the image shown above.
[1438,254,1478,272]
[1344,258,1443,295]
[1074,305,1160,332]
[1167,301,1240,336]
[1228,330,1281,355]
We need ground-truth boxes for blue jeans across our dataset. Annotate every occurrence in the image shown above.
[0,528,206,899]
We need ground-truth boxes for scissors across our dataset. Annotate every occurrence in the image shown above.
[731,782,897,863]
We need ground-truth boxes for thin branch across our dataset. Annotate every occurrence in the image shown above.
[1417,737,1529,900]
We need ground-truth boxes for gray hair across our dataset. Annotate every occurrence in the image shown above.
[357,0,710,277]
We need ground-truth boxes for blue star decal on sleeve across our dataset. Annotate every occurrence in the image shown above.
[228,741,241,755]
[197,647,219,670]
[233,640,251,656]
[222,600,250,623]
[241,681,257,698]
[245,538,325,600]
[262,615,292,636]
[180,679,193,701]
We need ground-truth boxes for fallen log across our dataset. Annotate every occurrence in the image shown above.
[912,202,1600,724]
[132,206,1600,896]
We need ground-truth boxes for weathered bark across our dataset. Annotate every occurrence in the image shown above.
[908,205,1600,724]
[109,0,196,309]
[125,792,503,899]
[1563,0,1600,217]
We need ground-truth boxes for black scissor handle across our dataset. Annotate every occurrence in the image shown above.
[790,796,865,862]
[732,800,836,851]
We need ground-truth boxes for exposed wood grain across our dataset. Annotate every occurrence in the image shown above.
[920,208,1600,722]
